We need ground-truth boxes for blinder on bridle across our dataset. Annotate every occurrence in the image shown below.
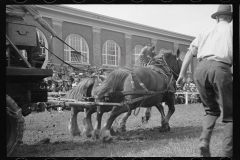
[162,53,180,78]
[151,52,179,79]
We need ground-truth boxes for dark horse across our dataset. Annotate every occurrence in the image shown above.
[93,45,182,141]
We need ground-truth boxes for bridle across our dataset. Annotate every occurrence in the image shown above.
[161,54,180,79]
[141,47,180,79]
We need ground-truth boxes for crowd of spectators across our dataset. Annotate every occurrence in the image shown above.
[43,64,201,105]
[175,76,201,104]
[44,63,86,92]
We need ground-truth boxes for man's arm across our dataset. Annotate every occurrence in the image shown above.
[176,37,198,85]
[36,18,57,37]
[178,50,193,78]
[24,5,57,37]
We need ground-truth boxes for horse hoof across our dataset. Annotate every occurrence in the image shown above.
[92,135,99,140]
[159,126,170,133]
[86,133,92,138]
[159,128,165,133]
[70,131,81,137]
[102,136,113,142]
[92,130,100,140]
[119,126,126,132]
[110,128,118,136]
[83,129,93,138]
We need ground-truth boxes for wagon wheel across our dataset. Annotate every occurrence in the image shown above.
[6,95,25,157]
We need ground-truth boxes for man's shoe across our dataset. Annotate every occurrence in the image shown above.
[199,139,211,157]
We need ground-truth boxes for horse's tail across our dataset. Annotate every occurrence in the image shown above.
[66,77,95,101]
[93,68,130,100]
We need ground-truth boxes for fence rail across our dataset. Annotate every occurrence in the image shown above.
[175,91,200,105]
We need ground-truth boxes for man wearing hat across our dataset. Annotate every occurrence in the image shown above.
[69,72,76,82]
[63,76,72,92]
[55,79,64,92]
[52,70,61,86]
[176,5,232,157]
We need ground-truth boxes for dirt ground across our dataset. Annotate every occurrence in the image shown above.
[11,104,224,157]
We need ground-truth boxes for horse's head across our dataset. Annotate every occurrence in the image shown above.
[160,50,183,80]
[137,45,156,66]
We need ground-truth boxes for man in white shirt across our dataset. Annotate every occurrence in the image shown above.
[176,5,232,157]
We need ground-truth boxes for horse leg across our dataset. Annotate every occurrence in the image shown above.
[118,110,131,132]
[100,106,128,142]
[82,108,95,138]
[68,107,81,136]
[92,107,104,140]
[159,98,175,132]
[142,107,152,124]
[155,103,169,132]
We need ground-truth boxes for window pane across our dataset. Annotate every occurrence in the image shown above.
[102,40,120,66]
[133,45,143,65]
[64,34,89,63]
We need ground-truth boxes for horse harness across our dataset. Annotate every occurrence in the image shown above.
[109,54,176,113]
[132,54,176,94]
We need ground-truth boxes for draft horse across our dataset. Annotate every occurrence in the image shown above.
[67,70,114,138]
[93,45,182,141]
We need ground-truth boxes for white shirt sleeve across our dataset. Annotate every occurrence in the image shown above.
[188,37,199,57]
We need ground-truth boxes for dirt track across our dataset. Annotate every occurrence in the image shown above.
[11,104,224,157]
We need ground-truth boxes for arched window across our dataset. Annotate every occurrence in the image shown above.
[64,34,89,63]
[36,28,48,61]
[102,40,121,66]
[179,52,191,73]
[133,45,144,66]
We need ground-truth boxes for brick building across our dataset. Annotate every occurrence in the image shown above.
[24,5,197,79]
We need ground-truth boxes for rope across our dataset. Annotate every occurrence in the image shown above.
[41,44,90,74]
[55,36,100,68]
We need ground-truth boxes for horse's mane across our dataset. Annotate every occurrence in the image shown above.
[93,68,129,99]
[66,77,95,101]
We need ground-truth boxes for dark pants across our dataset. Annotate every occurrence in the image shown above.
[193,60,232,157]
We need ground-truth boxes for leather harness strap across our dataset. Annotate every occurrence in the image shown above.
[131,72,150,93]
[103,54,177,113]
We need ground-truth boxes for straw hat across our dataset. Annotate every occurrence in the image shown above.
[211,5,232,19]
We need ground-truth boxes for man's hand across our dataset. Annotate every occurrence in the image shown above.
[176,75,186,87]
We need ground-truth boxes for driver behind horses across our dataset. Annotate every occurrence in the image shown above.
[177,5,232,157]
